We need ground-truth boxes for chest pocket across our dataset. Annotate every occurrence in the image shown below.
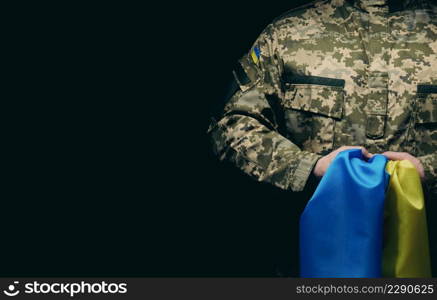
[413,85,437,156]
[280,75,345,155]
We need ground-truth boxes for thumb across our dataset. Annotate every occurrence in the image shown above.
[361,147,373,159]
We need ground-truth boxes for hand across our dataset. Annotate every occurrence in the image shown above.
[313,146,373,178]
[382,151,425,180]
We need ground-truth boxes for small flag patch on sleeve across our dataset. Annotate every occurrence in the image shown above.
[251,46,261,65]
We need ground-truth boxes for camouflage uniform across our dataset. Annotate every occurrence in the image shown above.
[209,0,437,197]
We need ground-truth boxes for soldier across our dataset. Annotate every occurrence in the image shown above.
[208,0,437,275]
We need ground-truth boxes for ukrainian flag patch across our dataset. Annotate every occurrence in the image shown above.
[251,46,261,65]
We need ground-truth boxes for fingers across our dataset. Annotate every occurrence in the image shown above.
[329,149,425,180]
[336,146,363,154]
[338,146,362,151]
[312,156,326,178]
[382,151,406,160]
[416,163,425,180]
[316,146,377,179]
[335,146,373,159]
[322,148,425,181]
[383,151,425,180]
[360,147,374,159]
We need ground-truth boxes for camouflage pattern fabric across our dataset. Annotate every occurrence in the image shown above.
[209,0,437,197]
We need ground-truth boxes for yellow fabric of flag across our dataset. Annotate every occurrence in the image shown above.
[383,160,431,277]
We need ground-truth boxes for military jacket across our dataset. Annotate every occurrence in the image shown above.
[209,0,437,196]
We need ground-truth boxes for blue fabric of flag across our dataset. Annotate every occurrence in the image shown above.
[300,149,389,277]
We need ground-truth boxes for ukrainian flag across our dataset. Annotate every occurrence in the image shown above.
[383,160,431,277]
[251,46,260,65]
[299,149,431,278]
[300,150,388,277]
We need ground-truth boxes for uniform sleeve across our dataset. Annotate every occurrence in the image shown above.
[418,153,437,196]
[208,24,321,192]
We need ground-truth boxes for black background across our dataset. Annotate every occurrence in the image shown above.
[4,1,325,277]
[5,0,437,278]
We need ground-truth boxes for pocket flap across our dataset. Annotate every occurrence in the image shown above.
[282,84,344,119]
[284,74,345,87]
[418,84,437,94]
